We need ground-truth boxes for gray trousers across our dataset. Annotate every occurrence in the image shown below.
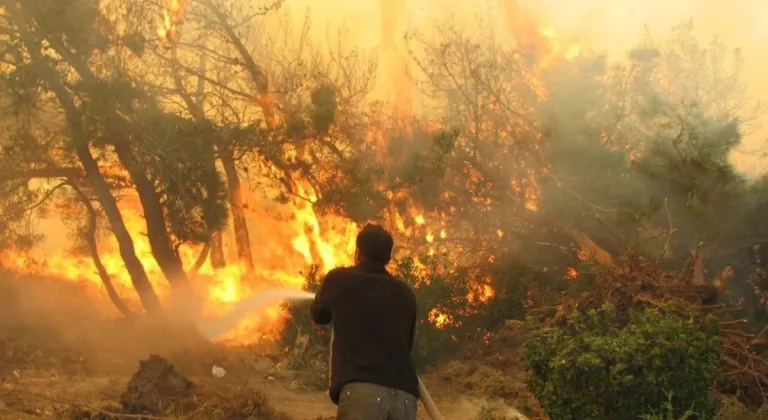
[337,382,418,420]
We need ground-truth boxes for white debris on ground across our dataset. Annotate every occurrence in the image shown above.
[211,365,226,378]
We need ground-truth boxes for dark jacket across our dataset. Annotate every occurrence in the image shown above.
[310,261,420,404]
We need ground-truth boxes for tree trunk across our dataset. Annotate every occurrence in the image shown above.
[220,149,255,273]
[189,240,211,276]
[210,231,226,268]
[111,141,191,292]
[71,183,134,317]
[170,47,228,271]
[9,4,164,313]
[76,148,164,313]
[15,33,162,313]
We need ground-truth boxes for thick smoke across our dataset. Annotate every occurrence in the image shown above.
[286,0,767,174]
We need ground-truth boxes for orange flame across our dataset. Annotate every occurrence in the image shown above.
[0,185,357,345]
[158,0,185,43]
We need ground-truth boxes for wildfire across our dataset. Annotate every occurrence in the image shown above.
[428,308,453,328]
[538,25,582,64]
[157,0,185,44]
[0,186,357,345]
[0,1,591,345]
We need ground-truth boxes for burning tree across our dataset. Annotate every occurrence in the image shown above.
[1,0,768,411]
[148,0,379,274]
[0,0,378,326]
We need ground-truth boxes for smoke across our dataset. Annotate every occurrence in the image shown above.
[3,0,766,350]
[284,0,767,175]
[0,271,215,373]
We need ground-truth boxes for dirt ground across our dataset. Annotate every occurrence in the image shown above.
[0,369,497,419]
[0,273,527,420]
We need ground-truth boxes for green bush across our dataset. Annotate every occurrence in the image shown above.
[523,303,723,420]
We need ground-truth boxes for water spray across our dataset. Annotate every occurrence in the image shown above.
[203,288,444,420]
[198,288,315,340]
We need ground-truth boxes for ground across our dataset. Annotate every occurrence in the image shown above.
[0,273,530,420]
[0,369,497,419]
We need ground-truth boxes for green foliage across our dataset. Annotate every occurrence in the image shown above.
[137,115,230,247]
[640,393,697,420]
[0,180,45,251]
[20,0,106,54]
[523,304,723,420]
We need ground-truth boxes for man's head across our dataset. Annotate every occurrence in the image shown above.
[354,223,394,265]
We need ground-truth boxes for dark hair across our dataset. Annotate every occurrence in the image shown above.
[356,223,394,265]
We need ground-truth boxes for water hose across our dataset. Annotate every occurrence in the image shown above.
[329,327,444,420]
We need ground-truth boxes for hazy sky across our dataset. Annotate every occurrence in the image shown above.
[280,0,767,175]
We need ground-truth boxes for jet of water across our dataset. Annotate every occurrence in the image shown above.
[199,288,315,340]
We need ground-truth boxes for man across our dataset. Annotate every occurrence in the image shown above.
[311,223,419,420]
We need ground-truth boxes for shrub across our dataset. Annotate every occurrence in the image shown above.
[523,303,723,420]
[279,255,531,369]
[279,265,330,354]
[396,255,529,368]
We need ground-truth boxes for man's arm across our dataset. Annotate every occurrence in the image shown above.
[407,289,418,351]
[310,270,338,325]
[408,313,416,352]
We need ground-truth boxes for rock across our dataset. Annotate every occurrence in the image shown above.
[120,354,196,414]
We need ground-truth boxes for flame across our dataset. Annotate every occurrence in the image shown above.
[428,308,453,328]
[157,0,185,43]
[0,184,357,345]
[0,1,591,343]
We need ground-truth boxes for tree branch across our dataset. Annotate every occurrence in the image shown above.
[0,167,85,184]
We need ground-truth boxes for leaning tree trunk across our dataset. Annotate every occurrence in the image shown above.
[20,47,161,312]
[220,148,255,273]
[189,240,211,276]
[71,183,134,316]
[76,148,163,312]
[112,141,191,293]
[79,149,163,312]
[9,3,164,313]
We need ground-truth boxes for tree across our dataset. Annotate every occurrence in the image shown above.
[0,0,231,314]
[0,0,165,312]
[155,3,380,264]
